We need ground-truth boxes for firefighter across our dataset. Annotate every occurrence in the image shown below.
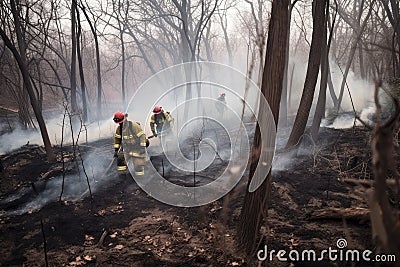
[113,112,147,176]
[216,92,226,116]
[150,106,174,138]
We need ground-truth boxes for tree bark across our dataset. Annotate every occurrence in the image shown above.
[286,0,327,149]
[381,0,400,77]
[327,61,338,106]
[238,0,289,256]
[76,7,87,122]
[311,0,334,141]
[279,3,294,127]
[70,0,78,112]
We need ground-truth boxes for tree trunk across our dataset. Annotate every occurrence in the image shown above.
[238,0,289,256]
[279,4,293,127]
[70,0,78,112]
[120,27,126,110]
[94,31,102,119]
[1,0,54,162]
[310,1,331,142]
[335,2,372,112]
[219,13,232,66]
[17,72,33,127]
[203,26,213,61]
[358,43,365,79]
[327,61,338,107]
[76,7,88,122]
[286,0,327,149]
[79,5,103,120]
[178,0,195,123]
[288,62,295,112]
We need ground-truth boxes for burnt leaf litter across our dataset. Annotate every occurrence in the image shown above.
[0,126,382,266]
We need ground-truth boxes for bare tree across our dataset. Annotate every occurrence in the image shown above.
[368,81,400,261]
[70,0,78,112]
[280,0,299,126]
[335,0,373,112]
[286,0,327,149]
[80,1,103,120]
[310,0,336,141]
[381,0,400,77]
[76,6,88,122]
[217,0,237,65]
[0,0,54,161]
[238,0,289,256]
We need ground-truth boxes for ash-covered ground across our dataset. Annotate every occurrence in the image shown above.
[0,124,378,266]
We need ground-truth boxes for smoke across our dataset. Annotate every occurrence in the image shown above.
[0,113,115,155]
[4,148,112,215]
[285,48,377,127]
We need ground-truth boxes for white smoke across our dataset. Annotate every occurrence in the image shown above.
[285,49,376,130]
[4,148,113,215]
[0,114,115,155]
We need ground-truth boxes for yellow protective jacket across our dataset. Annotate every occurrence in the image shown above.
[114,120,147,157]
[150,111,173,134]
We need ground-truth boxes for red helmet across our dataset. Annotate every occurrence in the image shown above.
[153,105,163,114]
[113,111,126,124]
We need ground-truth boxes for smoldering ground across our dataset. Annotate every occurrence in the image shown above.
[0,146,113,215]
[0,120,255,214]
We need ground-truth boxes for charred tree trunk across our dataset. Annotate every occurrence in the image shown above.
[286,0,327,149]
[238,0,289,256]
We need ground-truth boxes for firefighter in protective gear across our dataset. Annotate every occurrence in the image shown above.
[113,112,147,176]
[150,106,174,137]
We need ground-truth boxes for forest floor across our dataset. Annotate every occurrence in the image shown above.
[0,126,383,266]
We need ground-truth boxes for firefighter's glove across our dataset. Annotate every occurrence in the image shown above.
[146,139,150,147]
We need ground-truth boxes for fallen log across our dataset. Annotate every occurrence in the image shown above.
[341,178,397,187]
[308,207,370,221]
[40,166,64,179]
